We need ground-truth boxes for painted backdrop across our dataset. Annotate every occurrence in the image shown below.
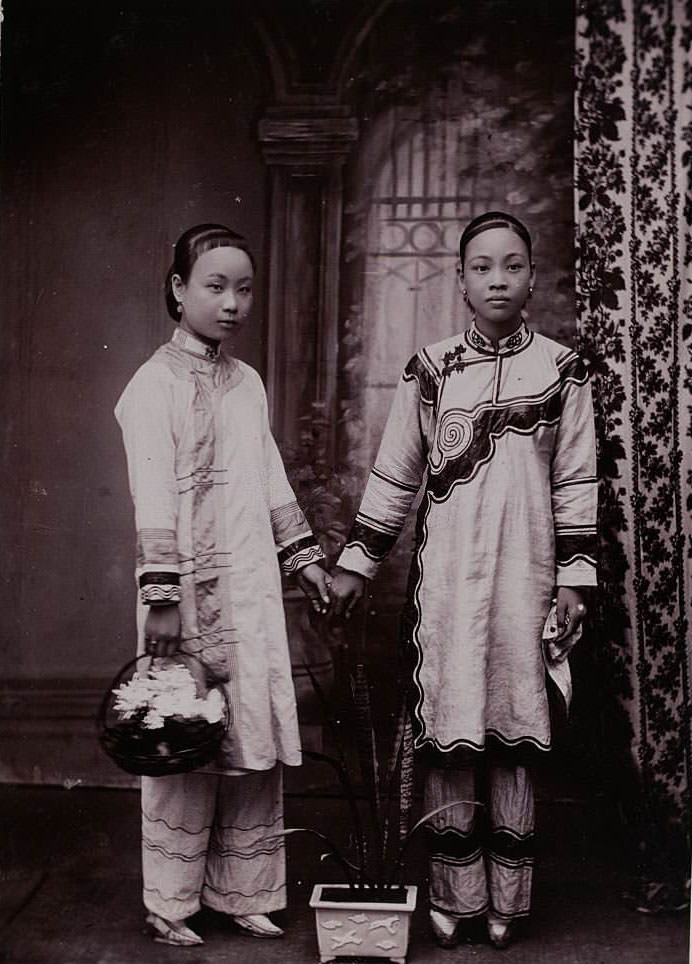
[575,0,692,912]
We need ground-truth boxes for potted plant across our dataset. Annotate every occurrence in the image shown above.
[269,648,474,964]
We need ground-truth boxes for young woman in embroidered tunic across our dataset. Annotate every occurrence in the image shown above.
[330,211,597,949]
[115,224,330,946]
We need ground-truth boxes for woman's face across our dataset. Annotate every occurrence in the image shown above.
[173,246,254,345]
[460,227,535,336]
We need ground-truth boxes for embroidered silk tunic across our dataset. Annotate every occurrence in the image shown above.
[115,328,324,772]
[338,321,597,761]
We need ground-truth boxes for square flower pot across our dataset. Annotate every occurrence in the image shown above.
[309,883,417,963]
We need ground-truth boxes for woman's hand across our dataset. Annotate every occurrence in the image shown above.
[329,567,367,620]
[296,563,331,615]
[555,586,588,642]
[144,604,181,657]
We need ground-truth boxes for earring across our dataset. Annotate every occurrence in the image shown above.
[177,302,183,314]
[528,287,533,299]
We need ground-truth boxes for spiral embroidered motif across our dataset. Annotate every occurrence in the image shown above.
[431,410,474,472]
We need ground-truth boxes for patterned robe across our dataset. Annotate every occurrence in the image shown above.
[338,320,597,763]
[115,327,324,772]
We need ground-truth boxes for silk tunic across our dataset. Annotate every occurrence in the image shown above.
[338,321,597,762]
[115,327,324,772]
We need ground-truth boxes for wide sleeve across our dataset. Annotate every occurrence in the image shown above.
[254,371,326,576]
[337,354,433,579]
[551,353,598,587]
[114,365,181,605]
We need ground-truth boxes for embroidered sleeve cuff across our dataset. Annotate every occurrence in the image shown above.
[555,560,597,587]
[336,544,379,581]
[271,501,312,546]
[136,528,179,571]
[278,536,325,576]
[139,571,182,606]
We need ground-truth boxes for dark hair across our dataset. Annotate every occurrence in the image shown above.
[164,223,256,320]
[459,211,532,265]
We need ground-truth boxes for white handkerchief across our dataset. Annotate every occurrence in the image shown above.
[541,602,582,713]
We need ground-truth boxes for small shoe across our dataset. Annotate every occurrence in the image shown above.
[231,913,284,938]
[145,912,204,946]
[430,908,459,948]
[487,919,513,949]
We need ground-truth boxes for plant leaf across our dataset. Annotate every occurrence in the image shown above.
[300,662,368,881]
[387,797,482,887]
[398,713,415,841]
[351,662,383,878]
[262,828,356,888]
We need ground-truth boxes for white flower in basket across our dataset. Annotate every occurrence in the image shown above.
[112,662,224,729]
[98,655,229,777]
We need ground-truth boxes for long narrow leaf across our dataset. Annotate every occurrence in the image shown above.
[299,655,368,880]
[302,748,368,881]
[388,797,483,886]
[397,712,415,842]
[384,698,408,794]
[381,698,407,861]
[350,662,383,878]
[263,828,356,888]
[300,656,347,767]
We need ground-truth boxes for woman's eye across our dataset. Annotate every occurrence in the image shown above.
[508,263,523,271]
[209,283,222,292]
[238,286,253,296]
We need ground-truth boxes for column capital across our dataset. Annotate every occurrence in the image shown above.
[258,107,358,166]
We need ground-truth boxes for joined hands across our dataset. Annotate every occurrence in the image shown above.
[296,564,366,621]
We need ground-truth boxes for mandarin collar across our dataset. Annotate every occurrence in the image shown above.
[171,326,221,362]
[466,319,530,355]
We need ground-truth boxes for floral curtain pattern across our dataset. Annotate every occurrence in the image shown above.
[574,0,692,910]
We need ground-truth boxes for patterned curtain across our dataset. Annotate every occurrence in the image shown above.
[574,0,692,912]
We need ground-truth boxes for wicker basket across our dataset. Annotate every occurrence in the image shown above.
[97,654,230,777]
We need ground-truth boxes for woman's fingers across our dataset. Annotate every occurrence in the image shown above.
[562,599,587,633]
[144,605,182,654]
[330,587,346,618]
[296,565,331,614]
[555,592,587,641]
[144,636,180,657]
[319,572,331,607]
[330,583,357,618]
[569,601,587,630]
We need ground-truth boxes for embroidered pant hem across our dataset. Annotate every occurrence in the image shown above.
[141,765,285,919]
[424,762,534,921]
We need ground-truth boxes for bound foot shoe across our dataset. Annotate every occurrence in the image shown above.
[231,913,284,938]
[430,908,459,948]
[487,919,513,949]
[145,912,204,946]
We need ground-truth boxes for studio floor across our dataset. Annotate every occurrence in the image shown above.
[0,784,688,964]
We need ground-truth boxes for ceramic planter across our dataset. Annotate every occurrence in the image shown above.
[309,883,417,964]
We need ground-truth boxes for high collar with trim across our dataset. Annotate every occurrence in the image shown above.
[466,319,531,355]
[171,325,221,361]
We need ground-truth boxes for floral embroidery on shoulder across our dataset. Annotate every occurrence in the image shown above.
[441,342,468,376]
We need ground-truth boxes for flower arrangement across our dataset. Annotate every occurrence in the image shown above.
[97,656,229,777]
[113,662,224,730]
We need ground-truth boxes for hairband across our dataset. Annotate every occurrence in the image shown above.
[459,212,532,261]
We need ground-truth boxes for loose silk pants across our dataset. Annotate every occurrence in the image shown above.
[141,765,285,921]
[424,763,534,921]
